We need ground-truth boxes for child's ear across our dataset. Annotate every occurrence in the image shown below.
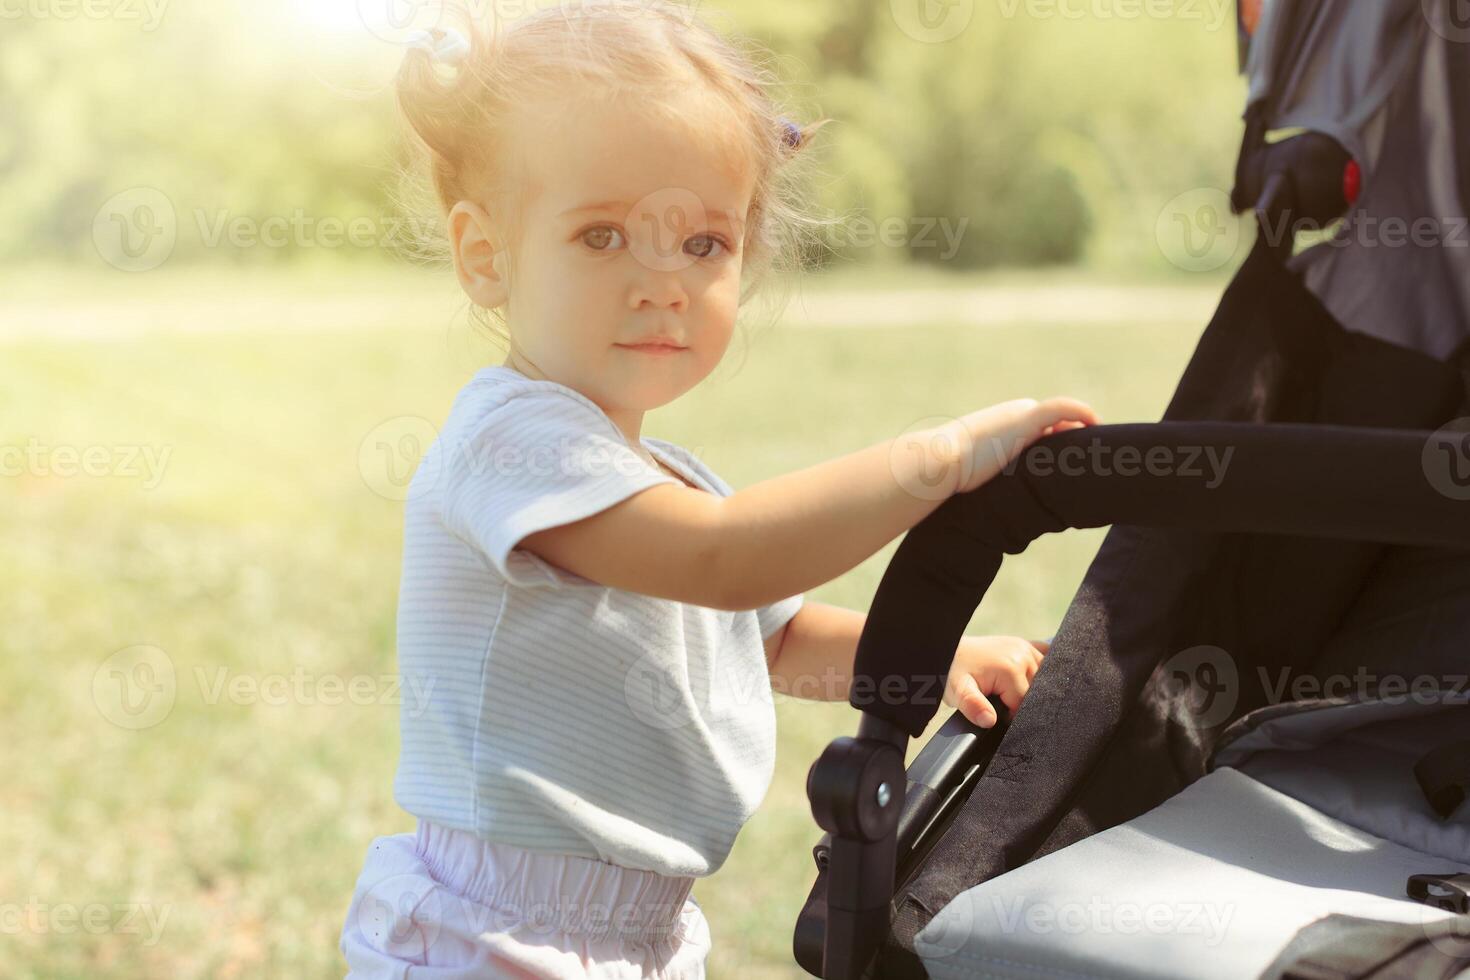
[447,200,510,310]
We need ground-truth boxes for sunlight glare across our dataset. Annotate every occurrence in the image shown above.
[288,0,445,43]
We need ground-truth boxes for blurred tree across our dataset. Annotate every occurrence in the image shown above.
[0,0,1244,273]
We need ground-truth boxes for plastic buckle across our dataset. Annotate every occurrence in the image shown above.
[1407,874,1470,914]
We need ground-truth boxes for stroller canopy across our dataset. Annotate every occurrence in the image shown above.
[1248,0,1470,361]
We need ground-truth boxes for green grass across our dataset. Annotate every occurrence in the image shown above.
[0,269,1202,978]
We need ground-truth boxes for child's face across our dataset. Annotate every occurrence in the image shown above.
[479,94,754,416]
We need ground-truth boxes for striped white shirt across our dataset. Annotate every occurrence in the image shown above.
[392,365,804,877]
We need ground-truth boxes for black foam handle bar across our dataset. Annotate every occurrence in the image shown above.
[850,421,1470,738]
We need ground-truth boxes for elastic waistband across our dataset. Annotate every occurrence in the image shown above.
[413,820,696,942]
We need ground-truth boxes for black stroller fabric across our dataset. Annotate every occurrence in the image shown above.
[863,238,1470,977]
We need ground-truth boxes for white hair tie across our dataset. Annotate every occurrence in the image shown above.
[406,27,470,65]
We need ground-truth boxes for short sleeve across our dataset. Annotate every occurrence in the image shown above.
[440,388,680,587]
[646,439,806,636]
[756,591,804,640]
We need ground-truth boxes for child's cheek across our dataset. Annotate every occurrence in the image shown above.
[709,260,743,324]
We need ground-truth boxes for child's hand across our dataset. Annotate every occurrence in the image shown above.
[942,635,1049,729]
[943,398,1101,495]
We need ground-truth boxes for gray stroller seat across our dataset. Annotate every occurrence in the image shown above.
[919,696,1470,979]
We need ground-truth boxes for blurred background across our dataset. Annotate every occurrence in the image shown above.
[3,0,1255,976]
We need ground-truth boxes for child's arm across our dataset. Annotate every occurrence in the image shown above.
[763,601,866,700]
[518,397,1097,611]
[766,602,1048,728]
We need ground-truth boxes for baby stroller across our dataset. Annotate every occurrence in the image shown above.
[793,2,1470,978]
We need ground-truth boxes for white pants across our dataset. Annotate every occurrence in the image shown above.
[340,821,712,978]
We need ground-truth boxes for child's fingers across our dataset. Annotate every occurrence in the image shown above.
[1032,397,1101,430]
[993,675,1029,714]
[1021,641,1046,680]
[946,671,998,729]
[1040,419,1096,439]
[992,668,1031,713]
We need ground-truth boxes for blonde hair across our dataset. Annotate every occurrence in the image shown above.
[391,0,837,349]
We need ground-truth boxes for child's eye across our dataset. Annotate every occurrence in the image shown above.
[579,226,625,251]
[685,234,730,259]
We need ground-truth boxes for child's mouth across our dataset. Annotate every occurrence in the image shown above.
[616,343,687,356]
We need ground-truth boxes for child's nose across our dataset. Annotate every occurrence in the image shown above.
[628,270,688,312]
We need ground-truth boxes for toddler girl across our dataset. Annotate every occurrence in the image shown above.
[340,2,1098,977]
